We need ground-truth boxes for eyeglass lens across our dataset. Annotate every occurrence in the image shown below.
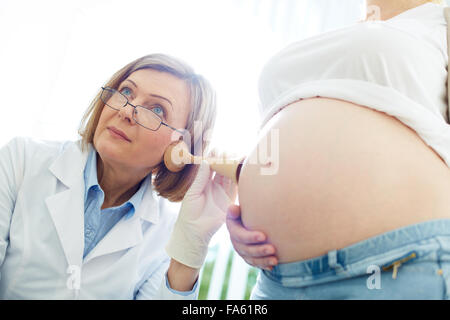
[101,87,162,131]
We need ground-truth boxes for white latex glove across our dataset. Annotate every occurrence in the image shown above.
[165,159,237,269]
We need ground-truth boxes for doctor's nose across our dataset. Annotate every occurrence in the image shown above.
[117,102,138,126]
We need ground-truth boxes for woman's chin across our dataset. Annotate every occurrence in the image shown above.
[94,136,124,159]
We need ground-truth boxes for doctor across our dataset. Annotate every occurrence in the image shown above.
[0,53,240,299]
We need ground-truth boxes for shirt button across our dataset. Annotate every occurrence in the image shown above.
[86,227,94,237]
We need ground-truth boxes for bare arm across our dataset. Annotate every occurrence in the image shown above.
[166,258,199,292]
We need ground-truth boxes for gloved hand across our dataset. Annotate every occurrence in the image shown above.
[165,159,237,269]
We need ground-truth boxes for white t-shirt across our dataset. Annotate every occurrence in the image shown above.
[258,3,450,167]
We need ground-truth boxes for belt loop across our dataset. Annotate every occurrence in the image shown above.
[328,250,345,274]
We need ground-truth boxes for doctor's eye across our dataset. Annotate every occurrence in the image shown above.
[120,87,133,97]
[151,105,164,117]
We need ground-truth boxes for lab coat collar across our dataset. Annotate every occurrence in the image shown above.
[46,140,89,268]
[49,140,90,189]
[134,174,160,225]
[46,140,161,267]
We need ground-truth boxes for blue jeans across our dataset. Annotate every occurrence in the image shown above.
[250,219,450,299]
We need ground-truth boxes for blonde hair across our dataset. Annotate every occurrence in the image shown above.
[78,54,217,202]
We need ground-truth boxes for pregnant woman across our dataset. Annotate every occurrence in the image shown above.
[228,0,450,299]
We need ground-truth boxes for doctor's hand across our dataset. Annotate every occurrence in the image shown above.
[226,204,278,271]
[165,158,237,270]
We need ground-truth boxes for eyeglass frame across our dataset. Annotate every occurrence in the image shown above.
[100,86,185,134]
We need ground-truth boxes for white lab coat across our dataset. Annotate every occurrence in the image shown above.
[0,136,197,299]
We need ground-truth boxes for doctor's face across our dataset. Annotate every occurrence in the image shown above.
[93,68,191,173]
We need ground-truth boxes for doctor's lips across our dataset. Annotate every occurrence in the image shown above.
[107,126,131,142]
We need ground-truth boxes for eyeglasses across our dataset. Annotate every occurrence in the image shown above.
[100,86,184,134]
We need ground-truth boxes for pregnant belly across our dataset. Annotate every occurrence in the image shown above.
[238,97,450,263]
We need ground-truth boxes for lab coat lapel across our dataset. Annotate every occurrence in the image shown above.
[83,187,160,264]
[82,213,143,264]
[45,141,89,269]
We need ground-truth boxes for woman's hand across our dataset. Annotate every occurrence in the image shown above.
[165,159,237,270]
[226,204,278,271]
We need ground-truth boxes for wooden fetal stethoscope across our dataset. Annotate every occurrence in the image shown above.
[163,140,245,184]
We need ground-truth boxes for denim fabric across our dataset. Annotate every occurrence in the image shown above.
[251,219,450,300]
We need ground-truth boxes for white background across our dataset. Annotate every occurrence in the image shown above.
[0,0,365,155]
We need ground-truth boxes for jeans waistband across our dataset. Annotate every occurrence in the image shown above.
[263,219,450,287]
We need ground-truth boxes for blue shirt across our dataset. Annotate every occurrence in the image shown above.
[82,148,148,259]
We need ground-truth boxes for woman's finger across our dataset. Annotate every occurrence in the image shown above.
[231,239,277,259]
[226,215,267,244]
[242,256,278,270]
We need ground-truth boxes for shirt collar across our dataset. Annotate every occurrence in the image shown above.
[84,147,150,218]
